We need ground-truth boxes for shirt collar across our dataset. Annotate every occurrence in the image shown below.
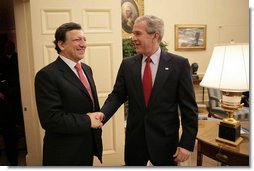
[59,55,80,69]
[142,47,161,65]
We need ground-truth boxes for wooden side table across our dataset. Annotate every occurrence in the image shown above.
[197,120,249,166]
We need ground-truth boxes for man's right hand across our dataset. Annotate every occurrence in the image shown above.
[95,112,105,122]
[87,112,103,129]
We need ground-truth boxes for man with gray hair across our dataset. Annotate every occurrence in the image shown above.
[96,15,198,166]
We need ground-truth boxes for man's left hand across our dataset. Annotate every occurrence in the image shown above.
[173,147,191,163]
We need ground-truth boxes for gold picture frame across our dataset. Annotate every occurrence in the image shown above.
[175,24,207,51]
[121,0,144,38]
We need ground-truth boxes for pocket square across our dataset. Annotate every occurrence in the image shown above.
[165,67,169,70]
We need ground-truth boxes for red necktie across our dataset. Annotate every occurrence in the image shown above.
[75,63,94,101]
[142,56,152,106]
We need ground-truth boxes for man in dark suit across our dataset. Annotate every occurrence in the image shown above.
[34,22,103,166]
[95,15,198,166]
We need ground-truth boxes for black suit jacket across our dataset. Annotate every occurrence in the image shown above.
[101,51,198,165]
[35,57,102,166]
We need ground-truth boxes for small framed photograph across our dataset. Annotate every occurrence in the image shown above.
[175,24,207,51]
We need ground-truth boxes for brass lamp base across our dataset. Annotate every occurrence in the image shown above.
[215,91,244,146]
[216,136,243,146]
[216,120,243,146]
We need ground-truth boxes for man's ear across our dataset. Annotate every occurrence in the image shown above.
[57,41,65,51]
[154,32,160,41]
[152,32,160,43]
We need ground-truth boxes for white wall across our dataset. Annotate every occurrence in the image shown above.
[144,0,249,75]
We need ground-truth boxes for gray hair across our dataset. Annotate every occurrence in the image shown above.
[134,15,164,42]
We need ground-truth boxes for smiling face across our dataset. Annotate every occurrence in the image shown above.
[58,29,86,62]
[131,20,160,56]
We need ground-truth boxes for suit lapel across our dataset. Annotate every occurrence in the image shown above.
[55,57,91,98]
[149,51,173,107]
[131,55,146,106]
[81,63,99,103]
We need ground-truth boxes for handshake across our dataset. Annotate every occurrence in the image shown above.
[87,112,105,129]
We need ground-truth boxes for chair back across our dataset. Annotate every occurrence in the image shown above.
[208,88,222,108]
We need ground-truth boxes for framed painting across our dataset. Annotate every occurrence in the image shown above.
[175,24,207,51]
[121,0,144,38]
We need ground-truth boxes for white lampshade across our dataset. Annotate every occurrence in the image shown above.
[200,43,249,92]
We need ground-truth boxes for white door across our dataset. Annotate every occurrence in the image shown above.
[14,0,125,166]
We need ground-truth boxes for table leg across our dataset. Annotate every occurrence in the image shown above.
[197,141,203,166]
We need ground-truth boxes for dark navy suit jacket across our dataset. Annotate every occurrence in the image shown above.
[101,51,198,165]
[35,57,102,166]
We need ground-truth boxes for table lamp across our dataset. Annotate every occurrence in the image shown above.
[200,42,249,146]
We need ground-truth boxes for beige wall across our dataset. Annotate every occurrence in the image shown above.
[144,0,249,75]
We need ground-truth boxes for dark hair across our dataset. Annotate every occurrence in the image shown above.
[53,22,82,54]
